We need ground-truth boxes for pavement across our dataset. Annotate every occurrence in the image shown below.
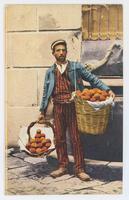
[5,148,123,195]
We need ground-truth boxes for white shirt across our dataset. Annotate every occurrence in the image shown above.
[56,61,68,74]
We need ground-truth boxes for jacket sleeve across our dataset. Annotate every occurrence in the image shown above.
[79,63,110,91]
[39,70,49,113]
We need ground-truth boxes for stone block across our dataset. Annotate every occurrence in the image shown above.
[83,78,123,87]
[24,157,47,165]
[37,68,48,106]
[37,4,81,30]
[5,5,37,31]
[6,69,37,106]
[6,177,50,195]
[6,106,40,146]
[9,165,37,178]
[7,156,27,169]
[107,162,123,168]
[10,152,29,160]
[6,32,81,67]
[93,181,122,194]
[86,159,109,166]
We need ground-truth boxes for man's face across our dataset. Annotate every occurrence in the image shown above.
[52,44,67,63]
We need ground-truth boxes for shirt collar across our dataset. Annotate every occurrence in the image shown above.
[55,61,68,74]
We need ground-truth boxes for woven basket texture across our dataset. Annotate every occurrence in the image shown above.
[75,97,111,135]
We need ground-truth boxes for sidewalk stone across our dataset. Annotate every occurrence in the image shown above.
[93,181,122,194]
[7,165,38,179]
[6,153,122,195]
[39,174,74,184]
[7,171,19,180]
[12,151,29,159]
[7,156,28,169]
[86,159,109,166]
[107,162,123,168]
[24,156,47,164]
[6,177,45,195]
[48,179,103,194]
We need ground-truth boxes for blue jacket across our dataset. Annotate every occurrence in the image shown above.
[39,61,110,112]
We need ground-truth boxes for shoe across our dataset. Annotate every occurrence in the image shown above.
[76,171,91,181]
[50,167,68,178]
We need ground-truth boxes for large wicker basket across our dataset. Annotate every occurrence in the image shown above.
[74,96,111,135]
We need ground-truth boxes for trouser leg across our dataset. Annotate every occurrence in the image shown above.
[53,104,69,168]
[66,103,85,173]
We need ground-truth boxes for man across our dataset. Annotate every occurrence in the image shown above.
[39,39,115,181]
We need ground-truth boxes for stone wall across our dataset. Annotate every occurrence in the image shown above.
[5,4,82,146]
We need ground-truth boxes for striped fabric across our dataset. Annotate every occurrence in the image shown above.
[52,67,74,104]
[52,66,85,172]
[53,103,85,172]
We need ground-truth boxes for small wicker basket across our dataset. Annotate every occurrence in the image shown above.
[19,120,55,157]
[74,96,111,135]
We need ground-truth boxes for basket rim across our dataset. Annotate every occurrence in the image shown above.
[24,147,55,157]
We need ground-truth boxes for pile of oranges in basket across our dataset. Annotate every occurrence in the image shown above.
[26,129,51,154]
[76,88,110,102]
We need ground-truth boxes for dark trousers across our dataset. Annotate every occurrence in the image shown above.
[53,102,85,172]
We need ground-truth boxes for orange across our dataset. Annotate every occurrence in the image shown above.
[81,94,90,100]
[26,143,31,149]
[41,137,45,141]
[99,95,106,101]
[46,139,51,143]
[93,93,100,100]
[41,133,46,138]
[35,133,41,138]
[29,148,36,153]
[37,143,43,148]
[36,129,41,134]
[42,139,47,145]
[31,142,37,148]
[45,142,51,148]
[36,148,42,153]
[30,138,35,143]
[42,146,47,152]
[35,138,42,143]
[90,97,96,102]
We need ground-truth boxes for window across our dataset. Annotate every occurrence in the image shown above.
[82,4,123,41]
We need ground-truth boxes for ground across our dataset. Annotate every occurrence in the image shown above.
[5,149,122,195]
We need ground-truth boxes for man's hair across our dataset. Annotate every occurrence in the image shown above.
[51,39,67,52]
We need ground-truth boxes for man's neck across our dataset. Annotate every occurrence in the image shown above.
[56,60,67,65]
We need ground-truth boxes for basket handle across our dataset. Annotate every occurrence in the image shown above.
[27,120,55,142]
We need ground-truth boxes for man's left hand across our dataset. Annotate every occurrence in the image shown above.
[108,90,115,100]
